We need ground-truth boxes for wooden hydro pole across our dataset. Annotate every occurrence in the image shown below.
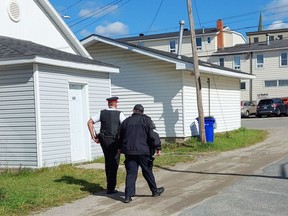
[186,0,206,144]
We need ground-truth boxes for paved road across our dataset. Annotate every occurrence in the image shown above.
[33,118,288,216]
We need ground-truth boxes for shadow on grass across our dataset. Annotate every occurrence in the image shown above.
[55,176,104,194]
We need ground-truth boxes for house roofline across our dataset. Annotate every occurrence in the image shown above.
[82,34,254,80]
[0,56,119,73]
[37,0,92,58]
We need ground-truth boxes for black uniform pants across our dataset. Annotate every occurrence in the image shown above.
[100,137,120,191]
[124,154,157,197]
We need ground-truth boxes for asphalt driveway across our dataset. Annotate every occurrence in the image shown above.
[33,119,288,216]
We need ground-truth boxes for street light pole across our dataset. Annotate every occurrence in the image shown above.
[186,0,206,144]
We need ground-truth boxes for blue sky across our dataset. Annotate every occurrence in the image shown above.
[49,0,288,40]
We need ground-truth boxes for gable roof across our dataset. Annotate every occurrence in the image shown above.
[81,34,254,79]
[213,39,288,55]
[118,28,219,42]
[36,0,91,58]
[246,28,288,36]
[0,36,119,73]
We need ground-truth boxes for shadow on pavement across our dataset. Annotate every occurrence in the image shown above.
[155,164,288,180]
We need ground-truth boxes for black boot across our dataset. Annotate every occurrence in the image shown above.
[152,187,165,197]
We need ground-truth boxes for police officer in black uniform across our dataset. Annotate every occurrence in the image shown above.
[118,104,165,203]
[87,96,125,194]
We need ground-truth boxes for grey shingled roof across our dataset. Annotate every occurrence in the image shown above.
[246,28,288,36]
[0,35,117,68]
[118,28,218,42]
[82,34,251,76]
[214,39,288,55]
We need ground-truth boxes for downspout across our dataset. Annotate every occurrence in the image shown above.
[33,63,43,168]
[177,20,185,59]
[249,52,253,101]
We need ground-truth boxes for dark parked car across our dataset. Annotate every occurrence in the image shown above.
[256,98,288,117]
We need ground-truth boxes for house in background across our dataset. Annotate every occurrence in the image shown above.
[0,0,118,168]
[82,34,254,139]
[119,19,246,58]
[208,30,288,102]
[247,28,288,44]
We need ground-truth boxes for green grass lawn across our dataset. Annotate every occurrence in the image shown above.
[0,128,267,216]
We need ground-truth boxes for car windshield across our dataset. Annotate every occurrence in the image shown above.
[258,99,273,105]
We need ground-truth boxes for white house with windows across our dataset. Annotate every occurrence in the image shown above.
[120,24,288,103]
[0,0,118,168]
[209,37,288,102]
[82,34,254,140]
[247,28,288,44]
[119,20,246,58]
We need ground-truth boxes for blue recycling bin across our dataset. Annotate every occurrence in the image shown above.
[196,117,215,142]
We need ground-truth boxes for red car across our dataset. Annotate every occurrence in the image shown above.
[281,97,288,105]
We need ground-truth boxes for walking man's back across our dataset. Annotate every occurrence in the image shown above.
[118,104,165,203]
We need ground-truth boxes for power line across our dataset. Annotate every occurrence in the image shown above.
[59,0,85,13]
[74,0,131,34]
[68,0,126,27]
[146,0,164,34]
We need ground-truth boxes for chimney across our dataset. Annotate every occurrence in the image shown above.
[216,19,224,50]
[177,20,185,59]
[266,33,270,45]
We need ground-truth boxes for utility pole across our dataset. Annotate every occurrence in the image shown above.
[186,0,206,144]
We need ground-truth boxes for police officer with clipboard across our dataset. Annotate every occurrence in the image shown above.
[87,96,125,194]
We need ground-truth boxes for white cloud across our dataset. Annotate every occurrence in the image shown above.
[265,0,288,20]
[95,22,128,37]
[78,5,118,18]
[79,29,92,38]
[267,20,288,29]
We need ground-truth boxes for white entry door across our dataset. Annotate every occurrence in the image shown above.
[69,84,88,162]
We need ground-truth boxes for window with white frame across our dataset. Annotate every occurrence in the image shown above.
[281,53,288,66]
[256,54,264,68]
[279,80,288,86]
[265,80,288,87]
[233,56,241,70]
[207,37,211,43]
[196,37,202,50]
[219,57,224,67]
[240,82,246,90]
[265,80,277,87]
[169,40,176,53]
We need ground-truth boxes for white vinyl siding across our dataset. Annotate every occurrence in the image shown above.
[183,73,240,135]
[38,65,110,166]
[0,0,76,54]
[127,34,221,58]
[87,43,184,138]
[210,49,288,101]
[0,65,37,167]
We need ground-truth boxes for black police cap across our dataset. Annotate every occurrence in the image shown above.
[133,104,144,112]
[106,96,119,102]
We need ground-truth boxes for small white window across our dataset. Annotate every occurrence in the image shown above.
[240,82,246,90]
[256,54,264,68]
[265,80,277,87]
[207,37,211,44]
[280,53,288,66]
[233,56,240,70]
[169,40,176,53]
[196,37,202,50]
[219,57,224,67]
